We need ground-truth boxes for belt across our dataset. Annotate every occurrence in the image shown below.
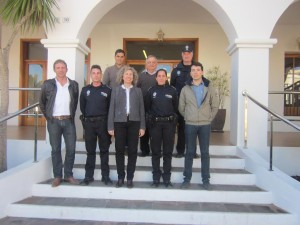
[154,115,174,122]
[53,115,71,120]
[85,116,107,122]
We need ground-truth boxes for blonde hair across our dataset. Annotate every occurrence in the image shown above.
[116,66,139,86]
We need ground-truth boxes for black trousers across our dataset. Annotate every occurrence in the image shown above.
[83,119,111,179]
[140,128,150,154]
[149,121,176,182]
[114,120,140,180]
[176,113,185,154]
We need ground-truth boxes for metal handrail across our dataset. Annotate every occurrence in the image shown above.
[0,102,40,124]
[242,90,300,171]
[0,87,44,163]
[0,102,42,163]
[269,91,300,94]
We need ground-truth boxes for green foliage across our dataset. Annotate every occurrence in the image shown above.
[205,66,230,109]
[0,0,59,32]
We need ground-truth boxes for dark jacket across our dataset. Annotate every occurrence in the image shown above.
[170,61,194,95]
[39,78,79,121]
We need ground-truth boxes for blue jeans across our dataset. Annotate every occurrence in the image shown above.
[47,118,76,178]
[183,124,211,183]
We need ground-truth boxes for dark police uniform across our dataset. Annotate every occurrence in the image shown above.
[170,61,194,157]
[145,84,178,187]
[80,83,112,183]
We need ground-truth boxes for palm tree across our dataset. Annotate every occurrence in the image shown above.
[0,0,59,172]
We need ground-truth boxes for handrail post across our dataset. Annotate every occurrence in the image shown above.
[269,114,273,171]
[34,106,38,162]
[244,92,248,149]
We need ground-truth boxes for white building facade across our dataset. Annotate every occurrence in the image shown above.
[3,0,300,174]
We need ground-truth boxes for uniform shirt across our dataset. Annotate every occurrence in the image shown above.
[170,61,194,95]
[53,78,70,116]
[145,84,178,117]
[80,83,111,117]
[137,70,157,97]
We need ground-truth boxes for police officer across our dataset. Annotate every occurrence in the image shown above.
[137,55,158,157]
[145,69,178,188]
[170,45,199,159]
[80,65,112,185]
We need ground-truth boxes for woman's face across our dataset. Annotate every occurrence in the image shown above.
[156,70,168,85]
[123,69,134,85]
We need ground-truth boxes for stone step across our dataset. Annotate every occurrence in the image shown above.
[7,196,297,225]
[32,180,272,204]
[0,217,162,225]
[74,152,245,169]
[75,144,238,156]
[72,165,255,185]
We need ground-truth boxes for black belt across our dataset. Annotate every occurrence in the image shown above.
[83,116,107,122]
[154,115,174,122]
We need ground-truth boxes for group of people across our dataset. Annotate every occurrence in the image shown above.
[39,46,219,190]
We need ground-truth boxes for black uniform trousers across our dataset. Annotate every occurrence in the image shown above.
[149,121,176,182]
[176,113,185,155]
[114,120,140,180]
[140,128,150,154]
[83,119,111,179]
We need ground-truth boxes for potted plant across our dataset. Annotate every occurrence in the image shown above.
[205,66,230,132]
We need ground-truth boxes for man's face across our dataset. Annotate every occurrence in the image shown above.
[115,53,125,66]
[54,63,68,79]
[91,68,102,83]
[182,51,193,64]
[191,65,203,81]
[146,57,158,73]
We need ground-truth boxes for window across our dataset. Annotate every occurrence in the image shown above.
[124,38,198,75]
[284,54,300,116]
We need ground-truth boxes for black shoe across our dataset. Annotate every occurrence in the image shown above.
[180,181,190,189]
[194,153,200,159]
[202,182,212,190]
[127,180,134,188]
[174,153,184,158]
[151,180,160,187]
[164,181,173,188]
[101,177,113,185]
[116,179,124,188]
[80,177,94,186]
[139,152,149,157]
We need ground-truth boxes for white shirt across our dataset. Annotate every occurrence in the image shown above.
[121,84,133,115]
[52,78,71,116]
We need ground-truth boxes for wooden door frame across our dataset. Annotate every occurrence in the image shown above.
[123,38,199,67]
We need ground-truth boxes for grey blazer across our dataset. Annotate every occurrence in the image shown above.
[108,85,146,131]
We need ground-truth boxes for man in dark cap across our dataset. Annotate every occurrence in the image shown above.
[170,45,199,159]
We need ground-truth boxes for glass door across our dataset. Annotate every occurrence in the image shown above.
[20,61,47,126]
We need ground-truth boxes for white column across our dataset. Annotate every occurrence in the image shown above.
[41,39,90,140]
[227,39,277,157]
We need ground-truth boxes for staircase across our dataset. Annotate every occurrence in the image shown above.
[3,144,298,225]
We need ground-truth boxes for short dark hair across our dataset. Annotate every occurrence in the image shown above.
[53,59,67,70]
[192,61,204,71]
[155,68,167,77]
[90,64,101,72]
[115,49,126,56]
